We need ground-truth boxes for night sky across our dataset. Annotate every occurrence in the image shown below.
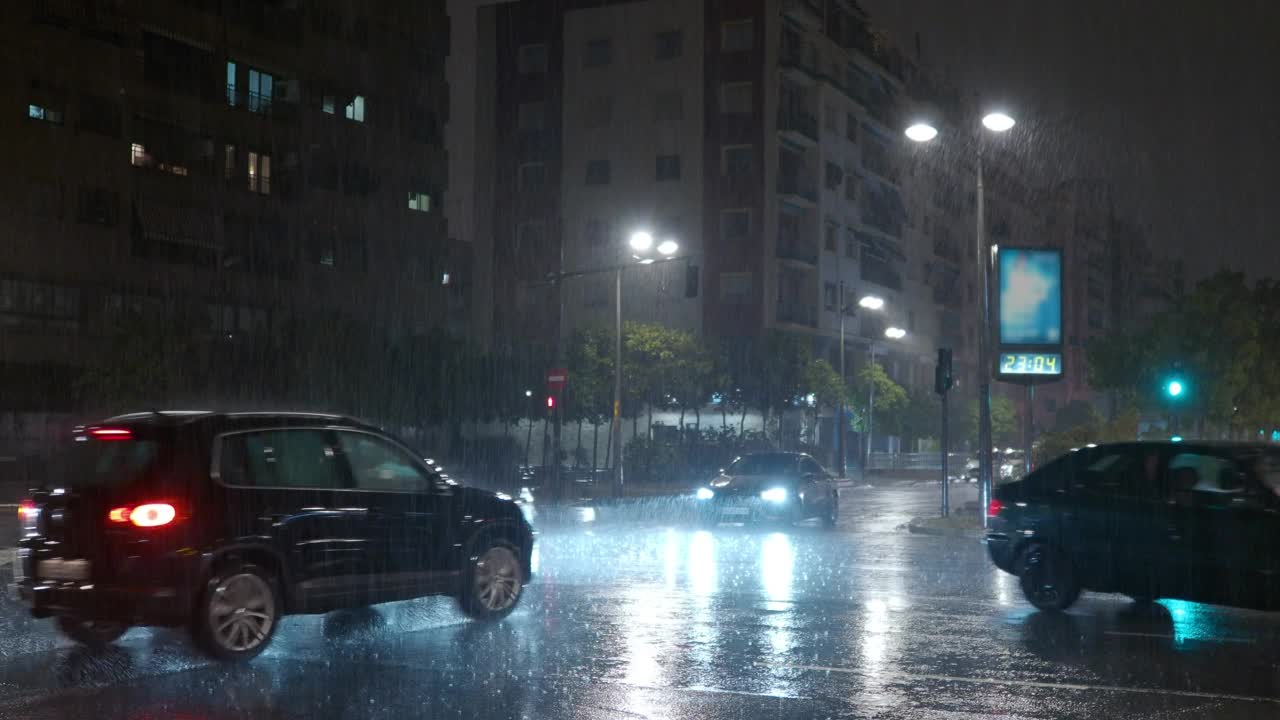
[863,0,1280,280]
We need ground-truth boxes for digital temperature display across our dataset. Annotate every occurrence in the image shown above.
[999,352,1062,376]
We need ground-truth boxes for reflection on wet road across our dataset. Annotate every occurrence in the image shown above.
[1,484,1279,719]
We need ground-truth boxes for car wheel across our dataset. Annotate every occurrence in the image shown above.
[1017,543,1079,612]
[458,538,525,621]
[55,616,128,649]
[194,563,280,662]
[821,492,838,529]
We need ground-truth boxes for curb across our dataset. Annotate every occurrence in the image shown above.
[904,516,985,539]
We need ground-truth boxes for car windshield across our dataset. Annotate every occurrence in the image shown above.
[727,455,796,476]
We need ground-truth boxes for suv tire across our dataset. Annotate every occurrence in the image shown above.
[194,562,280,662]
[458,537,525,621]
[56,616,128,649]
[1017,543,1080,612]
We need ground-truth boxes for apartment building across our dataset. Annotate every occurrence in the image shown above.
[0,1,456,453]
[462,0,949,399]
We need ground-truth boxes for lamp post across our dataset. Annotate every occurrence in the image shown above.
[835,291,884,478]
[905,111,1015,526]
[607,231,678,494]
[866,326,907,474]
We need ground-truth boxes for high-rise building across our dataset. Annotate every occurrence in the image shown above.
[0,2,457,455]
[459,0,950,402]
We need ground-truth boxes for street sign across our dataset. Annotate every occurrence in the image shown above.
[546,368,569,392]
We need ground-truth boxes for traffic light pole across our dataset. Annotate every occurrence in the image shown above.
[941,390,950,517]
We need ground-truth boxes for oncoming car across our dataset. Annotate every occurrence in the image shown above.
[695,452,838,528]
[15,411,534,661]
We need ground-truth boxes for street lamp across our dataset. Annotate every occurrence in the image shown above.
[904,109,1017,527]
[835,291,885,478]
[865,327,907,477]
[608,232,678,493]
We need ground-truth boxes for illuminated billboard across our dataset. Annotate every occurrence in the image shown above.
[997,247,1063,383]
[998,248,1062,346]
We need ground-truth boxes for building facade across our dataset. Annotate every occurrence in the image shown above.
[462,0,948,402]
[0,1,457,454]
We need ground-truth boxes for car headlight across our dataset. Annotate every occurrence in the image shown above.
[696,487,715,500]
[760,487,788,503]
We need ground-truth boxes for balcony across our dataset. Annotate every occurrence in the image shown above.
[777,301,817,328]
[782,0,823,30]
[776,173,817,208]
[776,239,818,266]
[860,259,903,292]
[779,41,819,85]
[777,109,818,146]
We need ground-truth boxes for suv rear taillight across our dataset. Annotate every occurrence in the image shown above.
[108,503,177,528]
[986,498,1005,518]
[18,499,38,535]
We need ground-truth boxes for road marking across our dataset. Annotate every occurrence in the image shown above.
[1104,630,1255,644]
[778,664,1280,704]
[606,680,803,701]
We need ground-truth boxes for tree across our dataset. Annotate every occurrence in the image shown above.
[899,386,941,445]
[800,358,845,444]
[966,395,1019,448]
[732,332,810,444]
[852,362,907,437]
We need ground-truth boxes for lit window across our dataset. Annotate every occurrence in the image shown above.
[344,95,365,123]
[322,94,335,114]
[247,69,273,114]
[130,143,152,167]
[408,192,431,212]
[28,104,63,124]
[226,61,237,106]
[247,151,270,194]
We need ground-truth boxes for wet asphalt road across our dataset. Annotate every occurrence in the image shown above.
[0,483,1278,719]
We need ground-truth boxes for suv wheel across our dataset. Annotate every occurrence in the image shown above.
[195,563,280,661]
[1018,543,1080,612]
[56,616,128,649]
[458,539,525,621]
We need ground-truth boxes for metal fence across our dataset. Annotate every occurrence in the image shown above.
[867,451,970,471]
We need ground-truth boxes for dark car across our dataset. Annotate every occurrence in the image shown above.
[695,452,838,527]
[15,411,535,661]
[987,441,1280,612]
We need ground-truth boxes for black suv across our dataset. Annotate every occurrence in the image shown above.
[987,441,1280,612]
[16,411,535,660]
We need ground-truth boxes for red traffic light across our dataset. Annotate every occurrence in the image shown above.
[546,395,555,409]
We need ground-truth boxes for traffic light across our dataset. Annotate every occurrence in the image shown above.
[934,348,954,395]
[1164,377,1185,398]
[546,395,556,410]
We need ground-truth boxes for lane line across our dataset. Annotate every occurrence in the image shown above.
[1104,630,1255,644]
[605,680,804,701]
[779,664,1280,704]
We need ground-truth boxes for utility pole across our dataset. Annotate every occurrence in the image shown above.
[836,280,847,477]
[612,267,624,494]
[975,147,995,528]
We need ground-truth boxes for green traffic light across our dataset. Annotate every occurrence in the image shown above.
[1166,379,1184,397]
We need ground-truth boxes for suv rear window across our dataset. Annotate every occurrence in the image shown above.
[57,436,162,488]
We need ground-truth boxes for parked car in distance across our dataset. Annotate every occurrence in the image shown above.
[695,452,838,528]
[16,411,535,661]
[987,441,1280,612]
